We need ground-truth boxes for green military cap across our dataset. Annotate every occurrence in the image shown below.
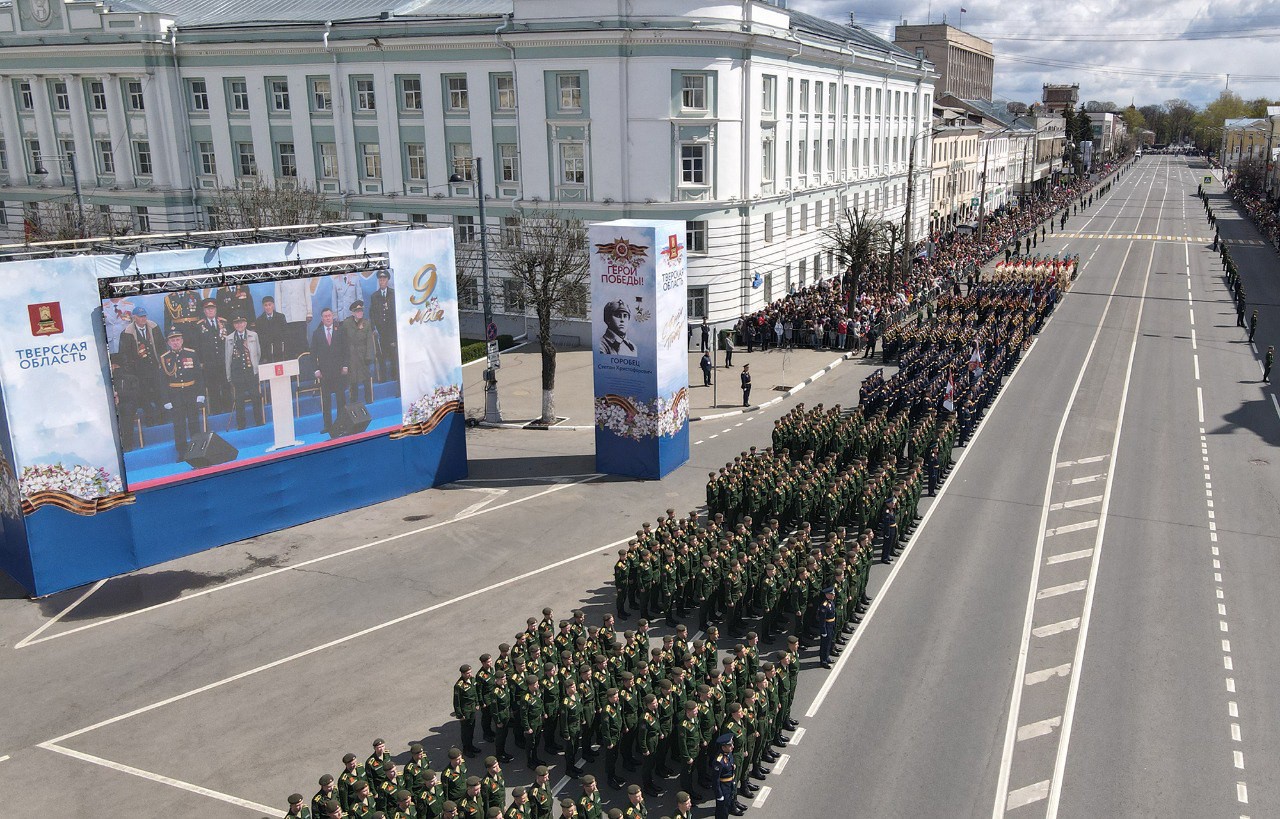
[606,687,619,696]
[721,657,734,666]
[320,799,342,814]
[484,755,498,767]
[371,813,387,819]
[761,661,774,672]
[448,747,463,760]
[580,774,596,786]
[443,802,458,811]
[644,693,657,705]
[592,654,606,664]
[561,651,573,661]
[466,775,481,787]
[620,671,634,680]
[543,662,556,672]
[499,642,511,652]
[512,786,526,797]
[543,607,553,615]
[683,700,698,710]
[527,617,537,625]
[696,684,710,695]
[289,793,305,805]
[746,631,757,640]
[488,809,503,818]
[609,810,624,819]
[787,636,800,645]
[343,752,357,764]
[657,679,672,691]
[526,674,539,686]
[395,789,412,802]
[423,769,437,780]
[354,779,370,790]
[626,784,642,795]
[535,765,550,776]
[409,743,424,754]
[495,668,508,677]
[319,773,334,786]
[676,791,691,802]
[754,672,766,682]
[635,660,649,671]
[708,669,721,678]
[561,798,576,809]
[460,664,472,673]
[373,738,386,746]
[637,619,649,628]
[480,653,492,662]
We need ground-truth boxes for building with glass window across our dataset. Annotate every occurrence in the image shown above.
[0,0,934,337]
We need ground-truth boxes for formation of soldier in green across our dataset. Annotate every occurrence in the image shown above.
[278,258,1067,819]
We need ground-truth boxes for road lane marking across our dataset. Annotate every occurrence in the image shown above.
[1017,716,1062,742]
[1046,549,1093,565]
[789,726,805,745]
[1049,496,1103,511]
[0,755,9,763]
[1229,701,1238,717]
[1238,782,1249,804]
[752,785,772,808]
[1025,663,1072,685]
[1037,581,1088,599]
[1231,723,1242,742]
[1033,618,1080,638]
[1068,474,1106,485]
[39,742,276,815]
[18,476,601,649]
[1045,520,1099,537]
[773,753,790,774]
[1235,751,1245,770]
[1198,387,1205,423]
[1054,455,1107,468]
[14,578,106,649]
[552,776,570,796]
[1007,780,1051,810]
[1194,355,1200,380]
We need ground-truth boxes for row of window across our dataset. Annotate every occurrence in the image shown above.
[760,75,925,124]
[13,77,146,114]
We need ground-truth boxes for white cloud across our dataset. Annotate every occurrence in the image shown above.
[792,0,1278,107]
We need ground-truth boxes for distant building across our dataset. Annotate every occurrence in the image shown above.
[894,24,994,101]
[1042,84,1080,115]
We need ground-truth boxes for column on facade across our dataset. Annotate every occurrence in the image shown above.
[204,73,236,188]
[148,62,192,197]
[102,75,136,188]
[329,55,357,194]
[418,65,450,191]
[28,75,62,186]
[245,71,274,185]
[63,73,95,193]
[285,67,317,188]
[466,66,494,201]
[0,77,23,182]
[374,63,403,194]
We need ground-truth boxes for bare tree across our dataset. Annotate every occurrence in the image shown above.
[822,206,891,297]
[22,200,134,241]
[205,177,344,229]
[492,208,589,424]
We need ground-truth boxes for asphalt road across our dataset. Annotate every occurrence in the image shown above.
[3,155,1276,819]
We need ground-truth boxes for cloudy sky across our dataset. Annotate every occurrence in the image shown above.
[792,0,1279,109]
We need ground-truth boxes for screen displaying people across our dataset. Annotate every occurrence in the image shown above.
[102,269,400,486]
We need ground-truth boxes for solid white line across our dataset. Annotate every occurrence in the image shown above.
[43,535,632,747]
[39,742,277,815]
[20,477,599,649]
[14,578,106,650]
[1271,394,1280,422]
[1017,716,1062,742]
[1046,520,1099,537]
[752,785,772,808]
[805,287,1063,719]
[773,753,790,774]
[1197,387,1205,424]
[1033,618,1080,638]
[991,239,1139,819]
[1046,549,1093,565]
[1069,474,1106,485]
[789,726,805,746]
[454,474,602,484]
[1037,580,1088,599]
[1047,241,1157,818]
[1025,663,1072,686]
[1049,496,1103,511]
[1007,780,1051,810]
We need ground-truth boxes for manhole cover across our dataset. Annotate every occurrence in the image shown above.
[773,385,790,391]
[403,514,430,522]
[1249,459,1269,466]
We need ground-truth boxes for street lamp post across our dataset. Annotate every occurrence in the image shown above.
[33,153,85,238]
[450,157,501,423]
[900,125,942,286]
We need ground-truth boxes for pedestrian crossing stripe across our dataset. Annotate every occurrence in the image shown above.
[1058,233,1213,242]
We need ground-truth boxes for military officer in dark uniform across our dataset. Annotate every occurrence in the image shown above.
[195,298,230,412]
[164,290,203,339]
[256,295,289,363]
[370,270,397,381]
[160,329,205,460]
[818,587,837,669]
[225,314,263,429]
[710,734,744,817]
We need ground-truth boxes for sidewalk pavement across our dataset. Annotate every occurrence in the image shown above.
[462,342,893,429]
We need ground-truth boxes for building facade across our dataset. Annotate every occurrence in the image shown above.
[1041,83,1079,115]
[0,0,935,339]
[893,24,993,102]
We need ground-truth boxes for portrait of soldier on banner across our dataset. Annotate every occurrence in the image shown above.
[598,298,639,357]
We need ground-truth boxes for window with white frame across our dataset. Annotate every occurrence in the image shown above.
[133,140,152,176]
[680,143,706,185]
[501,215,520,246]
[197,142,216,175]
[681,73,707,111]
[828,84,837,116]
[97,140,114,174]
[134,206,150,233]
[52,80,69,111]
[687,286,708,320]
[317,142,338,178]
[127,80,145,111]
[451,143,473,181]
[761,137,774,183]
[60,139,75,167]
[761,75,776,117]
[814,81,823,115]
[446,76,469,111]
[560,142,584,184]
[0,140,7,173]
[277,142,297,177]
[813,139,821,176]
[686,220,708,254]
[503,278,526,312]
[827,139,834,173]
[558,74,582,111]
[455,214,476,243]
[405,144,426,180]
[354,78,376,112]
[495,73,517,110]
[401,77,422,110]
[311,78,332,111]
[188,79,209,112]
[17,81,33,110]
[270,79,290,112]
[797,140,807,176]
[786,78,793,115]
[498,143,519,182]
[236,142,256,177]
[764,212,774,243]
[785,139,792,180]
[799,80,809,113]
[229,79,249,112]
[360,143,381,178]
[89,80,107,111]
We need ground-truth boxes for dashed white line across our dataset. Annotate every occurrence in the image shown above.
[1017,716,1063,742]
[1237,781,1249,805]
[1037,580,1088,599]
[1194,355,1200,380]
[1032,618,1081,638]
[1069,474,1106,485]
[1007,780,1051,810]
[1049,496,1103,511]
[1054,455,1108,468]
[1046,549,1094,565]
[752,785,772,808]
[773,753,790,774]
[0,754,9,763]
[1197,387,1205,423]
[1045,520,1099,537]
[1231,724,1242,742]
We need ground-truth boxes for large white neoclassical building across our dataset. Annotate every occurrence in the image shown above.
[0,0,935,338]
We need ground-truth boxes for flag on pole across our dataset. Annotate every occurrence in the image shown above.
[968,342,982,372]
[943,373,956,412]
[960,7,967,11]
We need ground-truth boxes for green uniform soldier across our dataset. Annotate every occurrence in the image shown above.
[478,654,498,743]
[577,775,603,819]
[560,797,579,817]
[675,700,703,800]
[378,762,405,814]
[521,676,547,769]
[348,780,377,818]
[286,793,312,818]
[316,798,344,819]
[504,787,530,819]
[601,688,625,790]
[339,753,368,812]
[489,668,516,763]
[442,748,468,804]
[1265,346,1274,383]
[416,770,445,819]
[366,739,392,793]
[622,784,649,819]
[313,774,339,818]
[637,693,666,798]
[454,664,483,756]
[529,766,554,819]
[560,678,586,776]
[404,743,429,794]
[480,757,506,815]
[393,788,420,819]
[457,776,484,819]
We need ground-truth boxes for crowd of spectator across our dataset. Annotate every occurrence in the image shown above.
[1229,184,1280,250]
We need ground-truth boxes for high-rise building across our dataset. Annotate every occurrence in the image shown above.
[894,24,994,101]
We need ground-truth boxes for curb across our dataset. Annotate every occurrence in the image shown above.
[689,352,855,422]
[474,420,593,431]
